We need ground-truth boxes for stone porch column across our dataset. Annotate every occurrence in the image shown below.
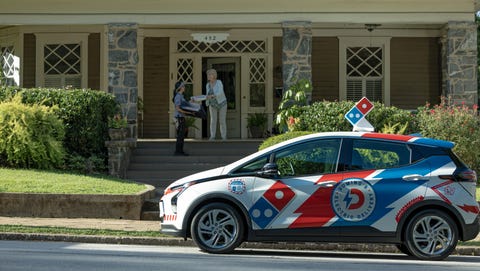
[282,21,312,101]
[441,21,478,106]
[108,23,139,137]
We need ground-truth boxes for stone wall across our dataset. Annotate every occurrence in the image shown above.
[106,137,136,179]
[108,23,139,137]
[282,21,312,100]
[441,21,478,106]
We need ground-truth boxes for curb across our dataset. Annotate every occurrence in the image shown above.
[1,233,479,256]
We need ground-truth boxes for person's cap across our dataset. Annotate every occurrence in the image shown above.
[175,81,185,91]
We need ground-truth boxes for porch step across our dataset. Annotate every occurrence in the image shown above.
[129,139,262,220]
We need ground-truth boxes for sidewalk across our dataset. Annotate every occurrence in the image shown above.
[0,216,160,232]
[0,216,479,256]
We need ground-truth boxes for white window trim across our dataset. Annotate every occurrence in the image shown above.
[35,33,89,88]
[338,37,391,106]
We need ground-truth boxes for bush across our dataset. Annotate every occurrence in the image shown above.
[417,98,480,175]
[289,100,417,134]
[275,79,310,132]
[0,87,119,170]
[0,95,65,169]
[259,131,314,150]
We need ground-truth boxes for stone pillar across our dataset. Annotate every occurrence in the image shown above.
[441,21,478,106]
[282,21,312,101]
[105,139,136,178]
[108,23,139,137]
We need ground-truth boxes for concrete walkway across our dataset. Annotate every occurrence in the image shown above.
[0,216,160,232]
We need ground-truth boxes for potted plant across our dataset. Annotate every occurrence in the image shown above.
[172,117,199,138]
[108,114,128,140]
[247,113,267,138]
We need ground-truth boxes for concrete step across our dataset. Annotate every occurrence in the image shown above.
[127,140,261,191]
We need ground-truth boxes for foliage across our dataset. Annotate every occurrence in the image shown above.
[259,131,313,151]
[185,117,199,130]
[248,113,268,138]
[0,87,119,171]
[108,114,128,129]
[0,95,65,169]
[275,78,310,132]
[379,122,409,134]
[416,97,480,176]
[289,100,417,134]
[65,153,107,175]
[247,113,267,128]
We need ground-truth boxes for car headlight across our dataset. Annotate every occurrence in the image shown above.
[164,181,197,213]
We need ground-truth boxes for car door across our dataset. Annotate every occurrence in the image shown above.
[334,138,430,235]
[248,138,343,235]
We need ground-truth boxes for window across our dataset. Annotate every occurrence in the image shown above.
[339,37,391,105]
[274,139,341,177]
[36,34,88,88]
[1,45,19,86]
[44,43,82,88]
[348,139,411,170]
[249,58,266,107]
[233,154,270,174]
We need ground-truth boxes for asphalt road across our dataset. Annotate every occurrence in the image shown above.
[1,241,480,271]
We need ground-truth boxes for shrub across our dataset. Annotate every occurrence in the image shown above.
[275,79,310,132]
[259,131,314,150]
[0,95,65,169]
[416,97,480,175]
[290,100,417,134]
[0,87,119,167]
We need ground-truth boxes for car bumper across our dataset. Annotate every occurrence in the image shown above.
[160,223,185,237]
[462,215,480,241]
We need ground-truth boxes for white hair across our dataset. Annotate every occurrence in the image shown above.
[206,69,217,77]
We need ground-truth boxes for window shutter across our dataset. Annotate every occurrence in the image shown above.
[366,79,383,102]
[347,80,363,101]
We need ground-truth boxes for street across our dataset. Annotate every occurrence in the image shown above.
[1,240,480,271]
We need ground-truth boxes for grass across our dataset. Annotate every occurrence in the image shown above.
[0,168,147,194]
[0,225,167,238]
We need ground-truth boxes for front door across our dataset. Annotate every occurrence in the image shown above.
[206,57,241,139]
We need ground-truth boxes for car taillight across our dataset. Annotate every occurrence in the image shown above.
[456,169,477,182]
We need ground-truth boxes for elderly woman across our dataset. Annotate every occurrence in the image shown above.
[205,68,227,140]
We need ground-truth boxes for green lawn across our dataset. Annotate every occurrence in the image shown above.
[0,168,147,194]
[0,225,167,238]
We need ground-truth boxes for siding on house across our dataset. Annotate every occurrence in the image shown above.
[23,34,36,88]
[312,37,339,102]
[273,37,283,111]
[88,33,100,90]
[390,37,441,109]
[142,37,169,138]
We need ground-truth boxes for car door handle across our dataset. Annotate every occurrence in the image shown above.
[402,174,429,181]
[316,181,337,187]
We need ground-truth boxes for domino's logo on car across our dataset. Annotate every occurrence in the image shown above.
[345,97,374,132]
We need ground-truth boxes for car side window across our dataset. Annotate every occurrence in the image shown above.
[274,139,341,177]
[349,139,411,170]
[233,154,269,174]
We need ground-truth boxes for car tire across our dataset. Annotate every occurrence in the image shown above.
[190,202,244,254]
[404,209,458,261]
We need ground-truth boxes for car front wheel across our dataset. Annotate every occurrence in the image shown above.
[190,203,244,253]
[404,209,458,260]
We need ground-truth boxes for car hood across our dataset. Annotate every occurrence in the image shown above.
[165,166,226,188]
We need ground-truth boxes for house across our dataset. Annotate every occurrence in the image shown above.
[1,0,478,139]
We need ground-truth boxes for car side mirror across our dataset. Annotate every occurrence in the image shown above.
[257,162,279,178]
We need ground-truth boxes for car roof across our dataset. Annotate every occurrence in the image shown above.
[223,132,454,173]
